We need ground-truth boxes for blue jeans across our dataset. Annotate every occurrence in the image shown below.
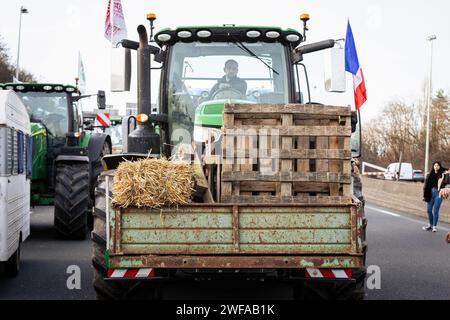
[427,188,442,227]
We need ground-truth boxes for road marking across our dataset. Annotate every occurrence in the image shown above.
[367,207,401,217]
[366,205,450,232]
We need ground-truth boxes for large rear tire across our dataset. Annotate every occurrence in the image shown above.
[92,171,161,300]
[88,142,111,230]
[54,162,90,240]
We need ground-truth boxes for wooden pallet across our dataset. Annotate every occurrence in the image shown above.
[220,104,353,204]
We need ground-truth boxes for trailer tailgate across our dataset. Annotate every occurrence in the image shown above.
[107,202,364,269]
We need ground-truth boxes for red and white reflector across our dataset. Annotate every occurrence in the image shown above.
[362,172,385,177]
[95,113,110,127]
[107,268,155,278]
[305,268,352,279]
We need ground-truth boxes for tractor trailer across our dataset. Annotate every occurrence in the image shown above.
[93,14,367,300]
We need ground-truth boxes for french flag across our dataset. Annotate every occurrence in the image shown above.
[345,21,367,110]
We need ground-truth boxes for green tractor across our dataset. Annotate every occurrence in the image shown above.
[0,83,112,239]
[91,15,366,300]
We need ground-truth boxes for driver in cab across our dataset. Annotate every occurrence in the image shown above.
[209,59,247,98]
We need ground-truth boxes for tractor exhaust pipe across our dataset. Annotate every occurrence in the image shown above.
[127,25,161,155]
[137,25,151,116]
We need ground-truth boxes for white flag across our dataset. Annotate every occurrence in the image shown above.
[104,0,127,46]
[78,51,86,94]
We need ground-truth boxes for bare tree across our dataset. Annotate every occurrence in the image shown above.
[0,35,35,83]
[362,91,450,170]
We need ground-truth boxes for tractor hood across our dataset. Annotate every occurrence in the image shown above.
[194,99,255,128]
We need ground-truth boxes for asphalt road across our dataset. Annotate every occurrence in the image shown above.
[0,203,449,300]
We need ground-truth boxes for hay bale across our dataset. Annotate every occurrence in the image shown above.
[113,158,194,208]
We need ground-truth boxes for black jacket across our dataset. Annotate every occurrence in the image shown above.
[210,76,247,97]
[423,172,450,202]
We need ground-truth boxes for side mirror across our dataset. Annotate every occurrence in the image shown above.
[324,46,346,93]
[97,90,106,109]
[111,46,132,92]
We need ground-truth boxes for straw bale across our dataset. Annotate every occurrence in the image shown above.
[113,158,194,208]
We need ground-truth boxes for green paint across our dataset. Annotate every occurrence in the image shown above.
[105,250,110,269]
[30,123,47,181]
[80,130,91,148]
[194,99,252,127]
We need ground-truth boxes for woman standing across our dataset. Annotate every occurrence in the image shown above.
[422,161,447,232]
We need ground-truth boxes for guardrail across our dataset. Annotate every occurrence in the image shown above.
[362,176,450,224]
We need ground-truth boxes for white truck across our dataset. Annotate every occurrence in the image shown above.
[384,162,413,181]
[0,90,31,277]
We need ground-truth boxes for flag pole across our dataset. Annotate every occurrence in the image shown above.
[111,0,114,47]
[109,0,114,103]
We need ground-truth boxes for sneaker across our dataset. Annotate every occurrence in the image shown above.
[432,227,437,233]
[422,226,433,231]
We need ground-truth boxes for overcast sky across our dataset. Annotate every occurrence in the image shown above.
[1,0,449,122]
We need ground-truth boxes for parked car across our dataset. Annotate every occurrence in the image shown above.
[412,170,425,183]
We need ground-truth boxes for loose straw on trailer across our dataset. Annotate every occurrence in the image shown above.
[112,158,194,209]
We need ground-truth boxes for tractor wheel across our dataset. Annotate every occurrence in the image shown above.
[88,142,111,230]
[54,162,90,240]
[92,171,161,300]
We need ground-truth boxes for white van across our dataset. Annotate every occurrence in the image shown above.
[384,162,413,181]
[0,90,31,277]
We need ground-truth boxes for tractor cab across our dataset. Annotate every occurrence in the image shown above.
[113,17,359,162]
[0,83,84,196]
[155,26,302,149]
[0,83,81,146]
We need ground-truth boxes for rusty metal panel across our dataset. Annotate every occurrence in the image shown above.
[112,204,357,257]
[239,207,350,214]
[356,201,365,253]
[121,229,233,244]
[238,244,352,254]
[122,206,232,214]
[109,255,364,269]
[351,205,358,254]
[232,205,239,253]
[122,212,232,229]
[239,213,350,229]
[240,229,351,244]
[121,244,236,255]
[120,243,352,255]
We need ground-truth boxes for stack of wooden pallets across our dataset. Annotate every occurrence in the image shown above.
[220,104,353,204]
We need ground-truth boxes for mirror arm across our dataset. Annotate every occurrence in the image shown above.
[72,94,95,102]
[298,63,311,104]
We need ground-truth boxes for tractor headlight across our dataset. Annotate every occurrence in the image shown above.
[193,125,222,143]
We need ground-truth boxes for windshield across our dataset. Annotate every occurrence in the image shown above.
[17,91,69,138]
[167,41,290,144]
[106,124,123,146]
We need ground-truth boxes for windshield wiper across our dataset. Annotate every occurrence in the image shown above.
[30,116,54,137]
[229,35,279,76]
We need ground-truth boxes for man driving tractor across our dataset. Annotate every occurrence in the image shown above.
[209,59,247,98]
